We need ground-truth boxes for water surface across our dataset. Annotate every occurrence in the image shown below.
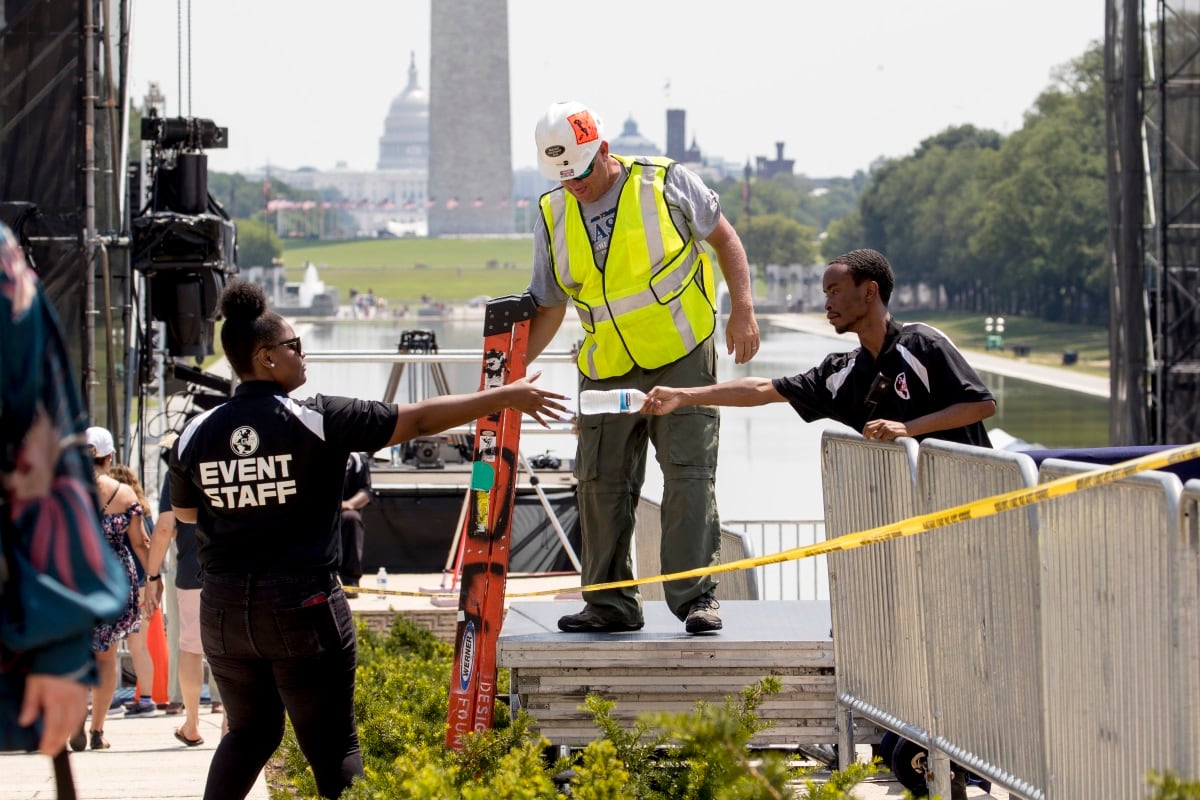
[299,318,1109,523]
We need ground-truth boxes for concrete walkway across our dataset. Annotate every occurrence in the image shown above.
[0,703,259,800]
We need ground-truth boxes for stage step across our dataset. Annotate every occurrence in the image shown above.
[498,600,880,748]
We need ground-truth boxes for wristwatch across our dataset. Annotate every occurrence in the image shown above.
[147,574,161,582]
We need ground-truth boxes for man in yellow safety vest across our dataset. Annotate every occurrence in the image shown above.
[525,100,760,635]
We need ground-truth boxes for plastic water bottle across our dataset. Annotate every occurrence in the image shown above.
[375,566,388,602]
[578,388,647,415]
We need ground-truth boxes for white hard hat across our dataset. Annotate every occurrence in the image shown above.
[534,101,604,181]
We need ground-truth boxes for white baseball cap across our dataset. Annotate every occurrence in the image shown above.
[534,101,604,181]
[86,426,115,458]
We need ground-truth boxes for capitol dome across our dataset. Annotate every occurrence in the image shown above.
[611,115,661,157]
[378,52,429,170]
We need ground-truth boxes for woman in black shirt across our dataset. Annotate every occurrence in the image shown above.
[168,281,564,800]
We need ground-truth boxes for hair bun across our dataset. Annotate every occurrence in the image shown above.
[219,280,268,322]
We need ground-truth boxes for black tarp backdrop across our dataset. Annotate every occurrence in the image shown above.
[361,489,582,575]
[1,0,128,423]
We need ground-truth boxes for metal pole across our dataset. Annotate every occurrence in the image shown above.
[82,0,98,420]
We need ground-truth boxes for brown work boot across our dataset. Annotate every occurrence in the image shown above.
[684,590,722,634]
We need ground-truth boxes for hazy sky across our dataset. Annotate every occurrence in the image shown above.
[128,1,1105,179]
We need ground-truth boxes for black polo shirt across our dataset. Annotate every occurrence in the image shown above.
[169,381,397,574]
[772,319,993,448]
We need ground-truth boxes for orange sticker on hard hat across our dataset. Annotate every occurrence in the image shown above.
[566,111,599,145]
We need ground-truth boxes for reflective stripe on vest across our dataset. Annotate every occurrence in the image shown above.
[541,155,716,379]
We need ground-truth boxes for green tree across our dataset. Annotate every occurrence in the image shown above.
[858,125,1001,304]
[207,172,260,219]
[739,214,819,271]
[715,173,863,238]
[969,43,1107,323]
[234,217,282,268]
[821,209,866,261]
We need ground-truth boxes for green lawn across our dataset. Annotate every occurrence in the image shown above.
[280,239,1111,372]
[904,310,1110,376]
[281,237,535,305]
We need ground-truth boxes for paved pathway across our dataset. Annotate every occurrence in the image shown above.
[0,703,260,800]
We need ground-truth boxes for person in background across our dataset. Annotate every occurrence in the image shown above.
[0,221,126,759]
[107,463,168,717]
[144,439,220,748]
[525,100,760,636]
[337,452,371,597]
[83,426,146,751]
[643,248,995,447]
[167,280,567,800]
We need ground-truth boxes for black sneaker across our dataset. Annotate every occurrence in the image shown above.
[684,590,722,634]
[557,609,644,633]
[123,699,158,718]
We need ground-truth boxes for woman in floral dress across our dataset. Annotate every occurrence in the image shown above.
[78,426,143,751]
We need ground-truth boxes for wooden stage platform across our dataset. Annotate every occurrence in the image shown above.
[497,600,875,749]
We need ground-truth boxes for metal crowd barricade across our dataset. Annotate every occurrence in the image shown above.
[1179,481,1200,780]
[1037,458,1185,799]
[916,441,1044,798]
[823,432,1200,799]
[819,432,926,769]
[722,519,828,601]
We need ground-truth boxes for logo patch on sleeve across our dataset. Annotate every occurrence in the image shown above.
[894,373,911,400]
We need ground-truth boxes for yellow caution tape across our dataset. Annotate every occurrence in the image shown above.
[344,443,1200,602]
[499,440,1200,598]
[351,587,457,599]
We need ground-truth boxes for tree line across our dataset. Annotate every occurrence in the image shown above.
[190,43,1109,326]
[716,43,1108,326]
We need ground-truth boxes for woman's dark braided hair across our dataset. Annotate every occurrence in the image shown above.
[218,280,286,377]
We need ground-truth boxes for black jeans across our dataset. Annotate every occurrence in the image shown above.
[200,571,360,800]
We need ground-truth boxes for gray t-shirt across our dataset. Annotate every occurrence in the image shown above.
[529,158,722,307]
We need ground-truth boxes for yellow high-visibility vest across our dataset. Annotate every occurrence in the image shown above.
[540,155,716,379]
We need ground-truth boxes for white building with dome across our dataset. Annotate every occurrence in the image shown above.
[610,116,661,158]
[264,53,430,238]
[379,53,430,171]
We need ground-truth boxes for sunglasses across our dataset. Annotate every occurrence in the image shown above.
[266,336,303,355]
[570,155,597,182]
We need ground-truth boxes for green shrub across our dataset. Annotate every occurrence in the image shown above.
[270,617,880,799]
[1148,771,1200,800]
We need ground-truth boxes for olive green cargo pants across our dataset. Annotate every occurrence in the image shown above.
[572,338,721,623]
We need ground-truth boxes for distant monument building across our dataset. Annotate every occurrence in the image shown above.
[427,0,514,235]
[378,52,430,171]
[611,116,661,157]
[756,142,794,180]
[665,108,702,164]
[262,56,430,238]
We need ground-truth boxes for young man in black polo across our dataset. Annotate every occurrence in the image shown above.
[641,248,995,447]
